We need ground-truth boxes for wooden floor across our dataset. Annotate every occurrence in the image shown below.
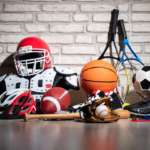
[0,118,150,150]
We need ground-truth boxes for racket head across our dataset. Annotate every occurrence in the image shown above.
[117,19,145,104]
[98,9,120,61]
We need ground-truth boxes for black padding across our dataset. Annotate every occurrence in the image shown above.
[16,83,21,89]
[38,80,43,87]
[110,93,122,110]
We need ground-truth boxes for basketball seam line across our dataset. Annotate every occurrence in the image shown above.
[80,78,117,83]
[81,66,116,74]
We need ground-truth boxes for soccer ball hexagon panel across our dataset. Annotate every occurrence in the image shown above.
[133,66,150,96]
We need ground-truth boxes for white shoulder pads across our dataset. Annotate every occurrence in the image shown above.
[0,74,7,82]
[30,68,57,93]
[4,74,29,91]
[55,66,77,75]
[66,75,78,87]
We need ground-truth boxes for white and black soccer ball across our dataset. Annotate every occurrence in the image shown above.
[132,66,150,96]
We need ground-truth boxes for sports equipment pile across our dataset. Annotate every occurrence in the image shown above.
[0,8,150,123]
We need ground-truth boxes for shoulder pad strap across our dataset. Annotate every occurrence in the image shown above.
[0,74,7,82]
[66,75,78,88]
[55,66,77,75]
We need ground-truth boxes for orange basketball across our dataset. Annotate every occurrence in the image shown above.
[80,60,117,95]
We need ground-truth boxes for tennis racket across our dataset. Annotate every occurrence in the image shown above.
[117,20,145,104]
[98,9,129,104]
[98,9,120,61]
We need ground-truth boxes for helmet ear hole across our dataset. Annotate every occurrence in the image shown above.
[28,98,33,103]
[17,96,26,103]
[21,106,30,112]
[11,105,20,114]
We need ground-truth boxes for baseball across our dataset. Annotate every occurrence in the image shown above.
[95,104,108,117]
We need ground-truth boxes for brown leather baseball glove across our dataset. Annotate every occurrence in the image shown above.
[79,97,120,123]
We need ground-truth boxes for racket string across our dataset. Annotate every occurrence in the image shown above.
[116,60,144,104]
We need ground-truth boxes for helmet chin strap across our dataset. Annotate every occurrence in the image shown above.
[22,67,42,76]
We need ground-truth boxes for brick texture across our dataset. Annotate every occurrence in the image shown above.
[40,35,73,44]
[75,35,93,43]
[54,56,89,65]
[133,24,150,32]
[80,4,114,12]
[37,14,70,22]
[93,14,129,22]
[132,4,150,12]
[0,14,33,22]
[62,46,96,54]
[73,14,89,22]
[50,24,84,33]
[4,4,40,12]
[42,4,77,12]
[132,14,150,22]
[0,25,21,32]
[25,24,47,33]
[118,4,129,11]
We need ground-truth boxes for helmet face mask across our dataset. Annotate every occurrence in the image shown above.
[13,37,51,76]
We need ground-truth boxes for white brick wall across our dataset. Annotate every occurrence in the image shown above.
[40,35,73,44]
[0,25,22,32]
[93,14,129,22]
[73,14,89,22]
[118,4,129,11]
[42,4,77,12]
[0,14,33,22]
[50,24,84,33]
[133,24,150,32]
[25,24,47,33]
[62,46,97,54]
[4,4,40,12]
[37,14,70,22]
[75,35,93,43]
[80,4,114,12]
[0,0,150,103]
[0,45,4,53]
[132,4,150,12]
[132,14,150,22]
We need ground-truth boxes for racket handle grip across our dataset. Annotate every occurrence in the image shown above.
[118,20,127,39]
[111,9,119,34]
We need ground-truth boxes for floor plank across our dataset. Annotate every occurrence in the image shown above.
[0,119,150,150]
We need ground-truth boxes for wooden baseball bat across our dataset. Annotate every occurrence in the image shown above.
[24,110,130,122]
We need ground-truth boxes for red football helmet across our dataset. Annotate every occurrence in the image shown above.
[13,37,51,76]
